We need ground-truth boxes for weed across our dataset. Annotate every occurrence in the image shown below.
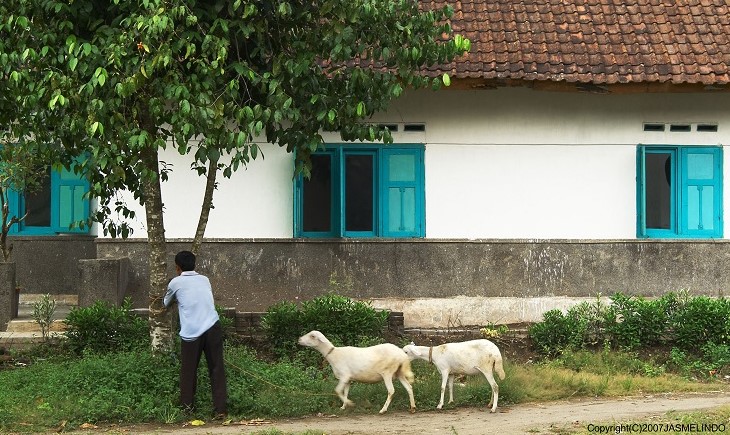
[32,294,56,341]
[480,322,509,339]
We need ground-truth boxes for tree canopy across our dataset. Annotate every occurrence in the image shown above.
[1,0,469,351]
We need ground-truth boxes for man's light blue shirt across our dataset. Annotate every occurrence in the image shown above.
[164,271,220,342]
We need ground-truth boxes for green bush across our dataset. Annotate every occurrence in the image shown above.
[261,294,388,360]
[64,298,148,355]
[215,305,237,341]
[670,296,730,352]
[528,308,588,356]
[530,292,730,358]
[603,293,674,350]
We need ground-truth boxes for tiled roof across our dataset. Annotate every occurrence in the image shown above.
[429,0,730,86]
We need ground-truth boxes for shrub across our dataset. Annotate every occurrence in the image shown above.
[260,300,303,358]
[261,294,388,360]
[528,309,588,356]
[603,293,673,350]
[215,305,237,341]
[530,292,730,357]
[671,296,730,352]
[64,298,148,355]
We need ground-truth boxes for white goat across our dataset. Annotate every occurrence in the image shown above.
[298,330,416,414]
[403,339,505,412]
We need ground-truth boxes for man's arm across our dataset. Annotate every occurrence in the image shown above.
[162,284,176,308]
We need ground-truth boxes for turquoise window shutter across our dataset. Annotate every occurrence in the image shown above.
[681,147,722,237]
[381,148,424,237]
[52,166,90,233]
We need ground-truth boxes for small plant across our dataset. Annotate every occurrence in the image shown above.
[32,294,56,341]
[479,322,509,339]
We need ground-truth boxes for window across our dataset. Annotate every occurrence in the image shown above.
[637,145,722,238]
[7,165,90,235]
[294,144,425,238]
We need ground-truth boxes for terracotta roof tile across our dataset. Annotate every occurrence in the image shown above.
[427,0,730,85]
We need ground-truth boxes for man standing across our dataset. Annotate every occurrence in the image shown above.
[164,250,227,418]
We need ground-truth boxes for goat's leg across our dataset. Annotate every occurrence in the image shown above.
[447,374,456,404]
[475,365,500,413]
[379,374,396,414]
[437,369,450,409]
[397,373,416,413]
[335,379,355,409]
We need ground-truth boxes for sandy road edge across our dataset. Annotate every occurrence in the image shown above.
[93,391,730,435]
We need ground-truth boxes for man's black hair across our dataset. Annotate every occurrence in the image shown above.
[175,251,196,272]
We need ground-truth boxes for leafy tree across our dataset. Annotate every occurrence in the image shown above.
[1,0,469,352]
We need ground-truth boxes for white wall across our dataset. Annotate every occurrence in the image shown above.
[110,86,730,240]
[114,142,295,238]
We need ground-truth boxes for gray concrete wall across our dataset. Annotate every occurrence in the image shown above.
[78,257,130,307]
[95,239,730,315]
[0,262,17,331]
[7,236,97,295]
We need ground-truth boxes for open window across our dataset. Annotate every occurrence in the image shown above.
[7,165,90,235]
[295,144,425,238]
[637,145,722,238]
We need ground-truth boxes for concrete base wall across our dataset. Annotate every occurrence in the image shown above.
[78,258,130,307]
[0,262,17,331]
[6,236,97,294]
[93,239,730,327]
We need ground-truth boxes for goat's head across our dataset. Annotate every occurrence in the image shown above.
[297,330,326,347]
[402,343,419,360]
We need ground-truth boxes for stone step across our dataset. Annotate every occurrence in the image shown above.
[7,294,78,333]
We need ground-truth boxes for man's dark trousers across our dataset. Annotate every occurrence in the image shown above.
[180,321,227,414]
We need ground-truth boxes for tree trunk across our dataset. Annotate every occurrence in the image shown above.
[141,145,173,354]
[191,156,218,255]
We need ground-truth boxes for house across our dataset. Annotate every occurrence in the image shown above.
[9,0,730,329]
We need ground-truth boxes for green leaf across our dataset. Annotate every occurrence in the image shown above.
[69,57,78,71]
[207,148,220,162]
[442,73,451,87]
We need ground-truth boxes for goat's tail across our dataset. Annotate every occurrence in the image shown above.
[398,359,415,384]
[494,356,506,380]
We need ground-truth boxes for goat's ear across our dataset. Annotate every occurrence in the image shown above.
[409,341,415,346]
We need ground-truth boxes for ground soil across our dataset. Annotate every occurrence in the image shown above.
[95,391,730,435]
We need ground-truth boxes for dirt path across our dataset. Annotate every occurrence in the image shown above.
[114,391,730,435]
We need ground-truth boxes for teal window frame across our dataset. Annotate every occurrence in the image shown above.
[637,145,723,238]
[294,144,425,238]
[7,166,91,235]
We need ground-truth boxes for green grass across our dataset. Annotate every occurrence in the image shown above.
[0,346,725,433]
